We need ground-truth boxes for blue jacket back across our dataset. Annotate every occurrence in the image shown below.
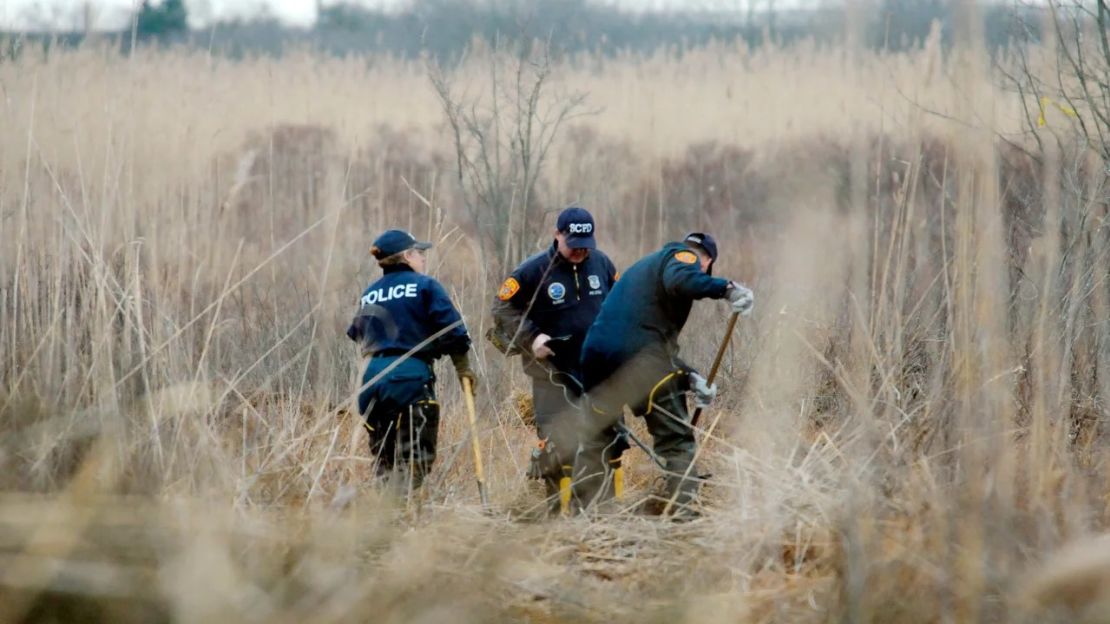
[346,265,470,360]
[581,242,730,389]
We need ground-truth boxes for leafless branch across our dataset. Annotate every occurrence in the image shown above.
[428,33,593,272]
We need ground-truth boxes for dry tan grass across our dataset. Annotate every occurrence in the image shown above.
[1,28,1108,623]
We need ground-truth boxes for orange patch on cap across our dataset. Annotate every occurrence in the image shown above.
[674,251,698,264]
[498,277,521,301]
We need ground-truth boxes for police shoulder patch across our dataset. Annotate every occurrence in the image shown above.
[674,251,698,264]
[498,277,521,301]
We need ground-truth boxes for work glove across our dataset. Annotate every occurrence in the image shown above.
[689,372,717,409]
[450,351,479,392]
[726,281,755,316]
[531,333,555,360]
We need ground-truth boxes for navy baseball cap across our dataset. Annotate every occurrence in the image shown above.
[371,229,432,259]
[556,206,596,250]
[684,232,718,274]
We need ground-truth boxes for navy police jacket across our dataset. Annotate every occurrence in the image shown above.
[580,242,730,390]
[492,243,617,378]
[346,264,470,361]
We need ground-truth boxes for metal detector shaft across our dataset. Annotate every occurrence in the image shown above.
[615,422,667,470]
[461,378,490,509]
[691,311,740,428]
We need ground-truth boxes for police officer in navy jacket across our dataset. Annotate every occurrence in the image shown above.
[491,206,618,512]
[347,229,476,492]
[574,232,754,517]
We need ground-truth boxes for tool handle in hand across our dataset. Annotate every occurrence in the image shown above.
[705,311,740,385]
[462,378,490,508]
[691,311,741,428]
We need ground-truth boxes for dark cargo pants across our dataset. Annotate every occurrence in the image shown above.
[358,355,439,490]
[574,350,698,509]
[529,370,582,510]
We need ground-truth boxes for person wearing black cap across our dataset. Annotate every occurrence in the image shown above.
[346,229,476,493]
[489,206,618,514]
[573,232,753,517]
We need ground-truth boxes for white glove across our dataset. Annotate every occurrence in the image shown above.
[531,333,554,359]
[726,281,754,316]
[689,372,718,409]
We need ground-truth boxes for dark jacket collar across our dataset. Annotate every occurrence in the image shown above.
[383,264,415,275]
[548,241,591,266]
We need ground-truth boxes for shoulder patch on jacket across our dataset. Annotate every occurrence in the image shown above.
[498,277,521,300]
[674,251,698,264]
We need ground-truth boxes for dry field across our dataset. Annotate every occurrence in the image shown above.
[2,25,1110,623]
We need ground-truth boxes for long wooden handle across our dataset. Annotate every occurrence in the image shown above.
[691,311,740,428]
[462,378,490,509]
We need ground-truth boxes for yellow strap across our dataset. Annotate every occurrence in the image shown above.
[644,372,680,415]
[613,467,625,500]
[590,370,684,416]
[559,477,572,514]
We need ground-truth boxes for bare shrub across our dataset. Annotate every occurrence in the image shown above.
[2,35,1110,623]
[430,37,591,271]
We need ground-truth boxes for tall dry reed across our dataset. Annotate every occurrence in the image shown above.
[0,28,1107,622]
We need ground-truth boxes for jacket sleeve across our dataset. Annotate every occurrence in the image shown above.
[661,252,730,300]
[490,266,543,353]
[424,279,471,357]
[346,316,362,343]
[346,296,380,357]
[346,294,367,343]
[605,254,619,288]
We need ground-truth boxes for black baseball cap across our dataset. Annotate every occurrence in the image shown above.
[556,206,596,250]
[684,232,718,274]
[371,229,432,259]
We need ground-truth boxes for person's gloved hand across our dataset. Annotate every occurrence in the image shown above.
[531,333,555,359]
[726,281,755,316]
[689,372,718,409]
[450,351,479,392]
